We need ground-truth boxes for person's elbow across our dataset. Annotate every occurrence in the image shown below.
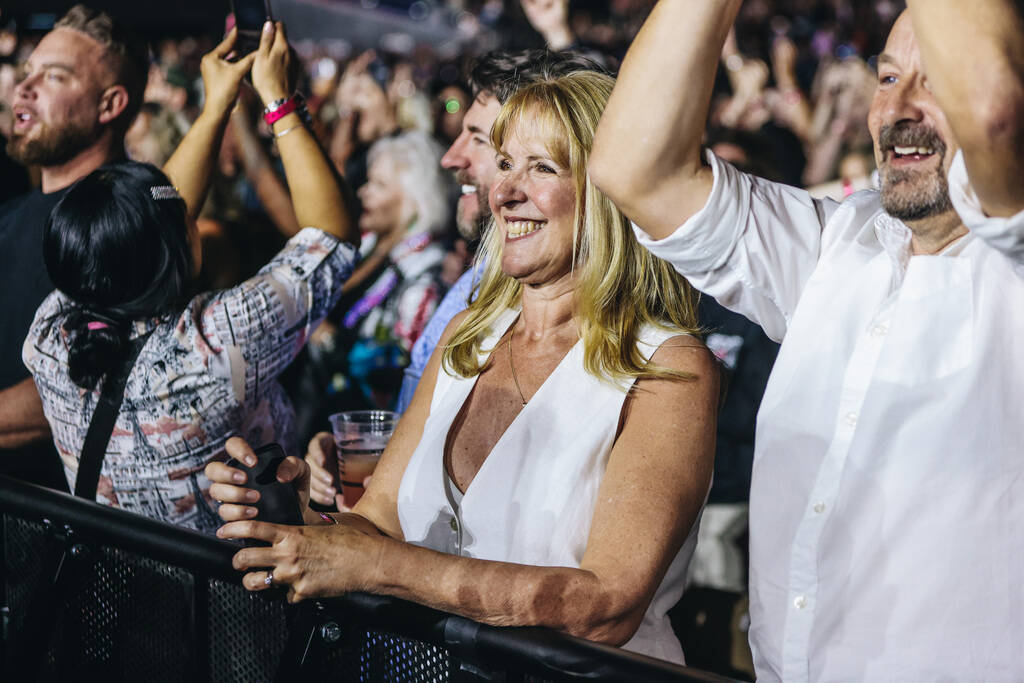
[548,574,650,646]
[564,602,647,647]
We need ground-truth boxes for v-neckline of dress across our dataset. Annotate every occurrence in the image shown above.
[442,308,581,497]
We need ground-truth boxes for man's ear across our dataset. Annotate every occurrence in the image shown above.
[97,84,130,125]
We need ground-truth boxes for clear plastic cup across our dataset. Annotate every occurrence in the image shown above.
[328,410,398,508]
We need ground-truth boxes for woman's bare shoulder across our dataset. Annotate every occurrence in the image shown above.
[643,334,719,390]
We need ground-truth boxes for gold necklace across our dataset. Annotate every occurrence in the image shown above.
[507,321,527,406]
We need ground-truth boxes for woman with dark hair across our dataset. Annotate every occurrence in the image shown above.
[23,22,359,533]
[44,162,195,390]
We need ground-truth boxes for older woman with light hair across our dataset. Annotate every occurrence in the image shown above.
[208,72,718,664]
[336,129,453,407]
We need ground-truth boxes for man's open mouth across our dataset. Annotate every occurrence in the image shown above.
[891,145,935,161]
[12,108,35,131]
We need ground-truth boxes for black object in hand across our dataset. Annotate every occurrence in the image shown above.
[226,442,305,530]
[230,0,273,58]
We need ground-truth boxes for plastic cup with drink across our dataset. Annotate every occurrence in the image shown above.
[328,410,398,508]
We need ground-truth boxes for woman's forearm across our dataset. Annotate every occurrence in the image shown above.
[163,31,254,221]
[271,112,358,245]
[358,536,645,645]
[163,107,231,221]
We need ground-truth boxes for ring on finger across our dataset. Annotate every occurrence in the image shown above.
[264,571,274,587]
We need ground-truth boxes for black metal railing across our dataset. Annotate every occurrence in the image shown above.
[0,474,737,682]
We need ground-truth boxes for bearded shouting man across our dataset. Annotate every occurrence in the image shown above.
[0,6,147,489]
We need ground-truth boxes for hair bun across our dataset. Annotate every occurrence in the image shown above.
[64,309,130,390]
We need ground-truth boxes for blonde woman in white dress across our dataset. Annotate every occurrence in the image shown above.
[207,71,718,664]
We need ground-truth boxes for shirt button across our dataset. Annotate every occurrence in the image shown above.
[813,501,826,514]
[870,324,888,337]
[449,517,458,531]
[844,412,858,427]
[794,596,808,610]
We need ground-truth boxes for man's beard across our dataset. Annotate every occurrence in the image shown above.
[877,122,954,222]
[454,171,490,241]
[456,197,489,241]
[7,118,99,167]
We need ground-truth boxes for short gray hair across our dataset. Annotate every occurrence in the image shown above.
[367,131,453,236]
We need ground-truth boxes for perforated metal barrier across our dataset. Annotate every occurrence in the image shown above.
[0,475,736,682]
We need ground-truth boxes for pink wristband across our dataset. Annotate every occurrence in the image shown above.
[263,96,299,126]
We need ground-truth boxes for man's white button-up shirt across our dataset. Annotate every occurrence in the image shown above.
[635,150,1024,682]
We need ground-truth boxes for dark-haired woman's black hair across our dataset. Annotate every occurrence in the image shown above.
[44,161,193,390]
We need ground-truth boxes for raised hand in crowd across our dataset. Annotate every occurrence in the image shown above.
[252,21,357,244]
[766,35,811,143]
[521,0,575,50]
[330,50,396,171]
[717,27,771,131]
[162,27,255,220]
[801,56,874,187]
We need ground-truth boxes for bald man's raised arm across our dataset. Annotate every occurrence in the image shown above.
[907,0,1024,217]
[589,0,741,240]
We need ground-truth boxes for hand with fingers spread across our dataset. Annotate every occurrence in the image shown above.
[200,27,257,115]
[206,436,320,525]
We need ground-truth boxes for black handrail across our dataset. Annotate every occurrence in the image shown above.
[0,474,737,682]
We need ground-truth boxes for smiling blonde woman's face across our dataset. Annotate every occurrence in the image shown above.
[489,124,578,286]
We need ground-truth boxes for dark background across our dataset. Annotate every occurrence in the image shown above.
[0,0,459,46]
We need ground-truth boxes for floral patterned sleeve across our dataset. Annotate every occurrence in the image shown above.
[192,227,357,404]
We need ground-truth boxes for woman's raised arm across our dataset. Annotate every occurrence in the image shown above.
[162,28,255,220]
[251,22,358,246]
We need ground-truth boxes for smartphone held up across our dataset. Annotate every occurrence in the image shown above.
[230,0,272,57]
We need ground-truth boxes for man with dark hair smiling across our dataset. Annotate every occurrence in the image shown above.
[591,0,1024,680]
[0,5,148,488]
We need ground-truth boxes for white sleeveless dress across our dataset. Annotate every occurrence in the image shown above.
[396,308,703,664]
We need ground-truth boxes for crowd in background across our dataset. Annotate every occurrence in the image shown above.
[0,1,914,679]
